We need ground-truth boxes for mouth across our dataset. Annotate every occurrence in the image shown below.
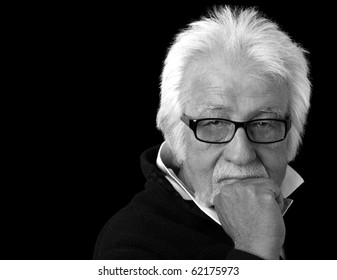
[217,176,265,184]
[218,178,240,185]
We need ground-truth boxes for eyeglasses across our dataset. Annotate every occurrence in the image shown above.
[181,114,291,144]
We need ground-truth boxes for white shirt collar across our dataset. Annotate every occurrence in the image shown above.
[156,141,304,225]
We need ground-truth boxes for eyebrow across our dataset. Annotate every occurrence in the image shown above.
[257,106,285,117]
[197,104,233,114]
[196,104,286,117]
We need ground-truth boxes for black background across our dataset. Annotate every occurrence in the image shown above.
[3,1,336,259]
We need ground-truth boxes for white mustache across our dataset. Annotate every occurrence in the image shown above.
[193,161,270,207]
[201,161,269,206]
[213,161,269,183]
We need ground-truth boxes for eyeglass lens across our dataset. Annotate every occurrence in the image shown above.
[196,119,286,143]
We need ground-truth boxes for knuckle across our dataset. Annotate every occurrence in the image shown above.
[260,192,275,201]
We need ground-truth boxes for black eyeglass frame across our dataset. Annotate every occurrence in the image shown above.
[180,113,292,144]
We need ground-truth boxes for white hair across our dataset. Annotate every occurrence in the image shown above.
[156,6,311,164]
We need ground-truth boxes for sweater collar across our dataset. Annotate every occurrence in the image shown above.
[156,141,304,225]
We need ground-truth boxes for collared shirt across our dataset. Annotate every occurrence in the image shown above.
[156,141,304,226]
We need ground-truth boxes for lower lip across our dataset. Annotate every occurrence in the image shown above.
[219,177,261,184]
[219,175,269,185]
[219,179,241,185]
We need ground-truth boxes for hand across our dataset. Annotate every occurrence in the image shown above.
[213,178,285,259]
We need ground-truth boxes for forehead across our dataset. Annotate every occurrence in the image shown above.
[183,61,289,119]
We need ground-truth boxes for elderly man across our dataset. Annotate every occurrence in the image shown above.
[94,6,311,259]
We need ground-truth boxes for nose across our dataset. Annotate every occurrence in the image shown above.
[223,127,256,165]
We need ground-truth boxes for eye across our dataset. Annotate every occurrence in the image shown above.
[250,120,285,134]
[199,120,224,127]
[255,121,272,128]
[208,120,223,126]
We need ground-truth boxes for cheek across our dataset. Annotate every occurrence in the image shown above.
[182,134,221,185]
[184,137,216,173]
[257,142,288,185]
[184,129,224,167]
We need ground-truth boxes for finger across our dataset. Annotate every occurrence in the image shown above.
[262,179,284,212]
[213,192,224,209]
[243,178,284,211]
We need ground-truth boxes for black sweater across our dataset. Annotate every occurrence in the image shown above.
[93,145,262,259]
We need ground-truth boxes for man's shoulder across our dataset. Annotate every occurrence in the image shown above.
[92,187,184,259]
[93,182,231,259]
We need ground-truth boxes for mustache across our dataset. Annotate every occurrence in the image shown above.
[205,160,269,206]
[213,160,269,183]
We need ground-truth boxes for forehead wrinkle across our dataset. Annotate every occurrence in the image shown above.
[193,86,278,100]
[195,104,285,119]
[186,71,289,118]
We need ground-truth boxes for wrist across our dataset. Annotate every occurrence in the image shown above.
[234,238,282,260]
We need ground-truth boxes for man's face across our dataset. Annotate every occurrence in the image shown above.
[178,61,289,207]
